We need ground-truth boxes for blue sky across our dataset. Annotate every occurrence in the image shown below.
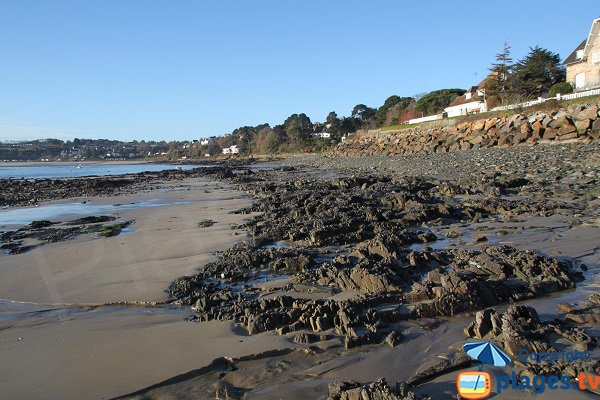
[0,1,597,141]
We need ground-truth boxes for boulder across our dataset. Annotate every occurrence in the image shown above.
[574,119,591,132]
[520,122,532,134]
[532,120,544,135]
[469,309,495,338]
[293,332,326,344]
[484,118,498,131]
[557,123,577,136]
[326,378,425,400]
[576,106,598,121]
[385,330,404,347]
[542,128,558,140]
[558,131,579,141]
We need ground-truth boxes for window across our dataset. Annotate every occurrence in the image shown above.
[576,73,586,89]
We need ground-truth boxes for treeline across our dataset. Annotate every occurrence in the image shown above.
[0,138,176,161]
[223,90,471,155]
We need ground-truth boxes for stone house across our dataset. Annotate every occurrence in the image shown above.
[563,17,600,91]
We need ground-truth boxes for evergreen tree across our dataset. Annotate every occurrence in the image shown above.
[415,89,464,115]
[511,46,565,99]
[485,41,514,102]
[351,104,376,126]
[374,96,414,127]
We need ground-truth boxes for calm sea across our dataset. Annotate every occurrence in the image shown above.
[0,163,197,179]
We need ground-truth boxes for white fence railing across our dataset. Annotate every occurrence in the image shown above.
[560,88,600,100]
[491,87,600,112]
[408,114,443,124]
[405,86,600,127]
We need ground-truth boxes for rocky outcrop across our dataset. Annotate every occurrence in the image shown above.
[327,378,430,400]
[398,244,585,320]
[465,304,598,378]
[331,103,600,157]
[164,166,588,348]
[0,218,133,254]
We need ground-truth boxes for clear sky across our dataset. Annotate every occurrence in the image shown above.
[0,1,597,141]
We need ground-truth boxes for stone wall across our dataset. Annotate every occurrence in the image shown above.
[330,102,600,157]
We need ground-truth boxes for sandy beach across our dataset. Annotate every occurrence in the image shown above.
[0,176,291,400]
[0,178,253,304]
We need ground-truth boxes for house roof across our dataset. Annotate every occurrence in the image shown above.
[477,72,497,90]
[447,91,482,108]
[563,39,587,65]
[563,17,600,65]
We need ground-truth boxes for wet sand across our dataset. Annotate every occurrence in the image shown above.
[0,305,288,400]
[0,178,253,304]
[0,177,289,400]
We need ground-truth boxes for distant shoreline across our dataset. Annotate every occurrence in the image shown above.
[0,159,155,167]
[0,159,217,167]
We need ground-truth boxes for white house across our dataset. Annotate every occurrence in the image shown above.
[222,145,240,155]
[313,132,332,139]
[200,139,209,146]
[444,85,487,118]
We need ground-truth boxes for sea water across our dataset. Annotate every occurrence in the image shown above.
[0,163,197,179]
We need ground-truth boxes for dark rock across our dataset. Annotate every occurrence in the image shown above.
[385,330,404,347]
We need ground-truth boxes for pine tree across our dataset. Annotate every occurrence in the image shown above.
[511,47,565,99]
[485,41,514,102]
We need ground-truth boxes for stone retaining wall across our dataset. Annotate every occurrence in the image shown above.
[331,102,600,157]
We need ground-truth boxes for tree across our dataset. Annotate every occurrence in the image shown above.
[340,116,360,134]
[351,104,376,126]
[485,42,514,102]
[511,46,565,99]
[282,113,313,150]
[231,126,257,154]
[415,89,464,115]
[325,111,342,140]
[251,126,282,154]
[374,96,414,127]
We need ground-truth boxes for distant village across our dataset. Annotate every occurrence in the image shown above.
[0,139,172,162]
